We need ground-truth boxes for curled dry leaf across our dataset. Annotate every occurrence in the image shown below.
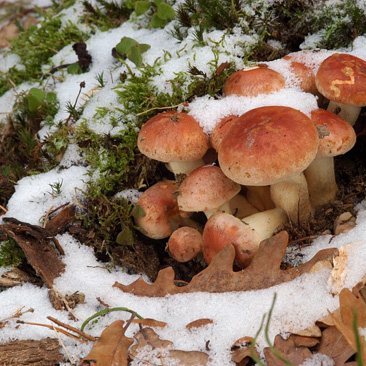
[231,336,260,365]
[328,288,366,359]
[131,318,167,328]
[263,334,313,366]
[129,327,210,365]
[81,320,133,366]
[317,326,355,366]
[114,231,337,296]
[186,318,213,330]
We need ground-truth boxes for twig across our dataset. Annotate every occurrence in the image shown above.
[47,316,96,342]
[16,320,88,343]
[51,323,75,365]
[0,205,8,213]
[288,233,329,246]
[135,103,184,116]
[43,205,54,228]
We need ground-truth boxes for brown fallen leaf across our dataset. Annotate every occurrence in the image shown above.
[129,327,210,365]
[317,326,355,366]
[0,218,65,288]
[328,288,366,361]
[263,334,313,366]
[81,320,133,366]
[114,231,337,296]
[186,318,213,330]
[131,318,167,328]
[231,336,260,365]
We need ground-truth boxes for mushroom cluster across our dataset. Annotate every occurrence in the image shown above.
[133,51,359,269]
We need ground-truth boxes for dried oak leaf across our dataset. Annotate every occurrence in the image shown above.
[129,327,210,365]
[328,288,366,360]
[231,336,260,365]
[114,231,337,296]
[263,334,313,365]
[317,326,355,366]
[81,320,133,366]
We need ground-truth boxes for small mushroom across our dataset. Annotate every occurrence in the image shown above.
[177,165,241,218]
[202,208,288,268]
[315,53,366,125]
[304,109,356,207]
[137,111,209,175]
[167,227,203,262]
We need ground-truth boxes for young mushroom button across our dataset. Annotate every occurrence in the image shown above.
[218,106,319,225]
[177,165,241,218]
[135,180,180,239]
[315,53,366,125]
[137,111,209,175]
[203,209,287,268]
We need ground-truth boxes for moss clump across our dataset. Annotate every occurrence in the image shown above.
[0,238,25,267]
[0,88,60,182]
[81,0,134,32]
[0,14,87,96]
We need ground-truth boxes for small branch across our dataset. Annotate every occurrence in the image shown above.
[16,321,88,344]
[47,316,96,342]
[135,103,185,117]
[288,233,329,246]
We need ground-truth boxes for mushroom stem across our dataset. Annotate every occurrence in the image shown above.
[304,156,337,208]
[270,172,312,225]
[246,185,275,211]
[241,208,288,241]
[204,201,232,219]
[166,159,205,175]
[327,101,360,126]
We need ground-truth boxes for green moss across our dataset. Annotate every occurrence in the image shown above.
[0,88,60,181]
[0,14,87,96]
[80,0,134,32]
[0,238,25,268]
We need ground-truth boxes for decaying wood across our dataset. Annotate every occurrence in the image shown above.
[0,218,65,288]
[114,231,338,297]
[0,338,64,365]
[44,204,76,235]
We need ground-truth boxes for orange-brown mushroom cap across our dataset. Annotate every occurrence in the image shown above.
[135,180,180,239]
[177,165,241,213]
[218,106,319,186]
[137,111,209,163]
[210,115,238,152]
[223,66,285,97]
[311,109,356,157]
[315,53,366,106]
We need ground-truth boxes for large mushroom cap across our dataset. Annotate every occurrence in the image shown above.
[218,106,319,186]
[311,109,356,157]
[315,53,366,106]
[223,66,285,97]
[137,111,209,163]
[177,165,241,213]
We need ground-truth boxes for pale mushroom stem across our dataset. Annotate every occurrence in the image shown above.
[270,172,312,225]
[304,156,337,208]
[204,201,232,219]
[166,159,205,175]
[241,208,288,240]
[327,101,360,126]
[245,185,275,211]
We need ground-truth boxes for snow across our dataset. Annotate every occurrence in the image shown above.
[0,1,366,364]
